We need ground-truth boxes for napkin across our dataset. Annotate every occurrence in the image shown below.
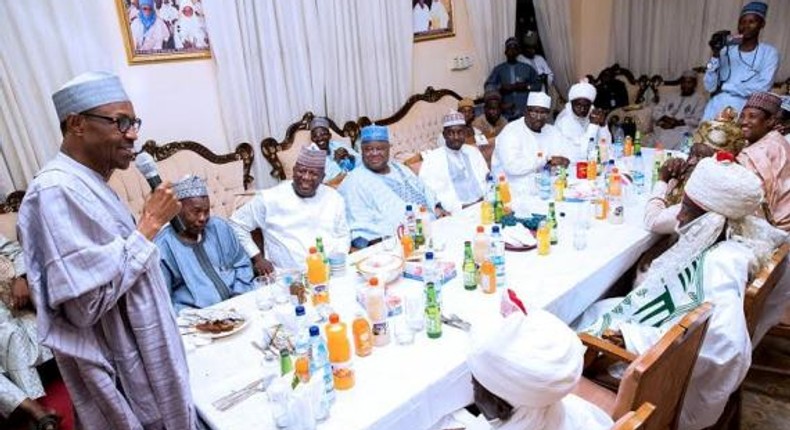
[502,224,537,247]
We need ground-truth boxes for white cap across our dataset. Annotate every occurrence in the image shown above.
[527,92,551,109]
[51,71,129,122]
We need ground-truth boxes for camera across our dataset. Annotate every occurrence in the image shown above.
[709,30,742,52]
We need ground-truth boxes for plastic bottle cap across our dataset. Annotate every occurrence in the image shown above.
[425,251,434,260]
[492,225,500,233]
[328,313,339,324]
[464,240,472,245]
[419,206,427,213]
[309,246,317,254]
[498,174,505,181]
[612,168,619,173]
[309,325,320,337]
[476,225,484,233]
[406,204,413,211]
[295,305,305,316]
[369,277,379,286]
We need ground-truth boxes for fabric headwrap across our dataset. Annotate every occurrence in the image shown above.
[568,79,597,102]
[684,155,763,220]
[467,310,583,409]
[443,111,466,128]
[52,72,130,122]
[743,92,781,116]
[294,147,326,171]
[527,92,551,109]
[360,125,389,144]
[174,175,208,200]
[310,117,331,131]
[692,109,746,155]
[741,1,768,19]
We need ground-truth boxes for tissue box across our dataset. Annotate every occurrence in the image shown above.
[402,261,457,285]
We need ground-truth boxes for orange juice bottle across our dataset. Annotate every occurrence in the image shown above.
[307,246,330,306]
[480,200,494,225]
[498,175,512,206]
[587,156,598,180]
[325,313,355,390]
[294,355,310,384]
[624,136,634,157]
[401,235,414,258]
[537,221,551,256]
[352,312,373,357]
[479,259,496,293]
[594,188,609,220]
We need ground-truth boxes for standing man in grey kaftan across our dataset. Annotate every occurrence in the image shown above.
[17,72,196,430]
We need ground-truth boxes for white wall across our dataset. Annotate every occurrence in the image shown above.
[94,1,230,154]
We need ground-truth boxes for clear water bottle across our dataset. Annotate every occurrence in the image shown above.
[679,132,693,154]
[404,205,416,238]
[423,251,441,305]
[539,165,552,200]
[632,151,645,195]
[490,225,506,290]
[309,325,334,417]
[613,126,625,159]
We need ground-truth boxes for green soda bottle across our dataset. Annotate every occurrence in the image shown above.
[425,282,442,339]
[547,202,558,245]
[415,219,426,248]
[634,131,642,155]
[463,241,477,290]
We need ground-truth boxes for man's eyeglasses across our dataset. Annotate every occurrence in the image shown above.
[82,113,142,134]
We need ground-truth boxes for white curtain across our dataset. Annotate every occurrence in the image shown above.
[203,0,325,188]
[318,0,412,123]
[533,0,576,96]
[466,0,517,87]
[612,0,790,80]
[0,1,110,192]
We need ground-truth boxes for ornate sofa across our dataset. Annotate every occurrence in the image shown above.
[587,63,790,136]
[261,113,358,181]
[108,140,254,220]
[359,87,462,166]
[260,87,463,182]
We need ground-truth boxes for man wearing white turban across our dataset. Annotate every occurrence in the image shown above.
[579,154,787,430]
[492,92,566,202]
[555,79,612,161]
[436,310,612,429]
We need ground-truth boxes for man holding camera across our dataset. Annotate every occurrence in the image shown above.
[702,1,779,121]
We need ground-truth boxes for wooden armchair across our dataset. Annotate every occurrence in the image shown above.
[574,302,713,430]
[744,243,790,338]
[612,403,656,430]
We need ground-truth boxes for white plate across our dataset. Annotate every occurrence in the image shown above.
[179,308,249,339]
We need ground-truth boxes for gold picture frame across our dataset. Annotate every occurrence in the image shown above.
[116,0,211,64]
[413,0,455,42]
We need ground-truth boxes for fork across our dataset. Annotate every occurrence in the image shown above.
[211,378,266,411]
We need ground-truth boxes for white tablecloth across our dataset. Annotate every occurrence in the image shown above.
[186,184,660,430]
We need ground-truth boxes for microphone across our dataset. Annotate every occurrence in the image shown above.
[134,152,185,233]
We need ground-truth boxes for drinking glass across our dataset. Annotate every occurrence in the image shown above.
[394,315,415,345]
[254,276,274,311]
[404,290,426,332]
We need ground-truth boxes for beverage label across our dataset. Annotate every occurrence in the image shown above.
[312,283,329,305]
[426,307,442,336]
[331,360,354,382]
[372,321,389,337]
[463,269,476,288]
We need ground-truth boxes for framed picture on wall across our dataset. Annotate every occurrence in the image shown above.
[116,0,211,64]
[413,0,455,42]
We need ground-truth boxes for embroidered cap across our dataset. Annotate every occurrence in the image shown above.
[741,1,768,19]
[174,175,209,200]
[309,117,331,131]
[458,98,474,109]
[294,147,326,171]
[52,71,130,122]
[360,125,389,144]
[443,111,466,128]
[743,91,782,116]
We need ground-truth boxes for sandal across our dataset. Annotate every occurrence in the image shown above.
[31,414,60,430]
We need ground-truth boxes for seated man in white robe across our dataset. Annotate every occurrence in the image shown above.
[155,175,254,312]
[644,109,745,235]
[420,111,489,214]
[0,235,59,430]
[554,79,612,161]
[435,309,612,430]
[492,92,566,196]
[579,155,786,430]
[308,117,359,186]
[648,70,706,149]
[231,148,350,274]
[339,125,448,250]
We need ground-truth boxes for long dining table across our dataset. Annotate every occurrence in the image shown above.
[183,173,663,429]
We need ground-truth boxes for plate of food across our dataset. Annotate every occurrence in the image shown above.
[178,308,249,339]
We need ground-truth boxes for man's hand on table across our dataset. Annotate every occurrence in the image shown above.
[252,255,275,277]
